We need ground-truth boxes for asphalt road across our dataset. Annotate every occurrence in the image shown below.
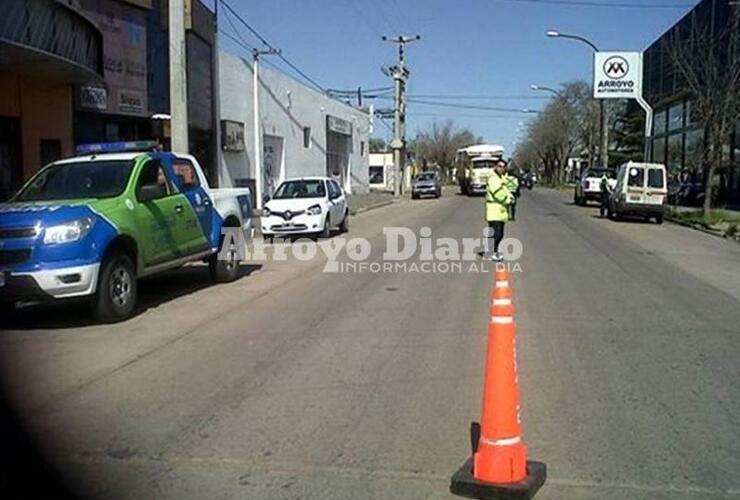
[1,188,739,500]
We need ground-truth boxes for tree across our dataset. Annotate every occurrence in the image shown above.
[514,80,608,185]
[369,137,388,153]
[668,7,740,215]
[411,121,480,183]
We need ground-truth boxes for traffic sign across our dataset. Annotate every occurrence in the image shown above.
[593,52,642,100]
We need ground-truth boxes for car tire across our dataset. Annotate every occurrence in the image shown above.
[412,192,419,199]
[210,230,241,283]
[263,234,274,243]
[318,216,331,239]
[339,210,350,233]
[436,189,442,198]
[655,213,664,225]
[94,253,137,323]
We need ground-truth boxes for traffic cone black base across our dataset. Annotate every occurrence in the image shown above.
[450,458,546,500]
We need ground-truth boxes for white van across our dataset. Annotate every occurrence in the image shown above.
[608,162,667,224]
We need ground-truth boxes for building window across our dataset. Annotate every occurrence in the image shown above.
[652,137,666,164]
[303,127,311,148]
[369,166,384,184]
[667,134,683,172]
[668,102,684,132]
[653,110,667,136]
[685,128,704,172]
[686,100,699,127]
[361,141,366,156]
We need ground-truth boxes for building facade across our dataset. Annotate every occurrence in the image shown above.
[219,51,371,199]
[0,0,219,201]
[643,0,739,204]
[0,0,104,200]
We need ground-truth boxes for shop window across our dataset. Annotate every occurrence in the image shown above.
[685,128,705,172]
[668,102,684,132]
[653,110,667,136]
[652,137,666,164]
[667,134,683,171]
[303,127,311,148]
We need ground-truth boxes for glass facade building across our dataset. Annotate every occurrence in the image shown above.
[643,0,739,205]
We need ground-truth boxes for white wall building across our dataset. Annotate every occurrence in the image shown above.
[218,51,371,202]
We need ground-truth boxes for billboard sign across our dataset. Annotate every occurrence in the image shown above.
[593,52,642,100]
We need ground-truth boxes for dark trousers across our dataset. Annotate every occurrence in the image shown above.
[600,192,610,216]
[487,221,505,254]
[509,200,517,220]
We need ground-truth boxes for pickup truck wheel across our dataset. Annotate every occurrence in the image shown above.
[655,213,664,225]
[339,211,350,233]
[94,253,136,323]
[210,238,240,283]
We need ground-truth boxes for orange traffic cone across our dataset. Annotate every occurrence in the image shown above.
[451,275,546,500]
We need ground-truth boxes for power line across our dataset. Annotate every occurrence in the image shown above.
[406,94,551,100]
[494,0,693,8]
[219,0,327,93]
[378,96,540,113]
[342,0,385,37]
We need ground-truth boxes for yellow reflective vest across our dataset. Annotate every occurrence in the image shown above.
[485,172,511,222]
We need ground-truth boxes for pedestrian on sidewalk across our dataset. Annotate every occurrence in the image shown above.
[485,160,514,262]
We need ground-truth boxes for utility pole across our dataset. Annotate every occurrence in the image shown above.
[383,35,420,196]
[169,0,188,152]
[252,47,280,209]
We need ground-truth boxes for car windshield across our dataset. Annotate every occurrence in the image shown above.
[13,160,134,201]
[273,180,326,199]
[472,160,497,170]
[416,173,435,181]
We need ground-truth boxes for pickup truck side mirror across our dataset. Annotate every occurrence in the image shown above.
[138,183,164,202]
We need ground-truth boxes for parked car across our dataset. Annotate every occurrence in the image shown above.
[574,167,616,206]
[0,148,253,322]
[411,172,442,199]
[261,177,349,240]
[608,162,667,224]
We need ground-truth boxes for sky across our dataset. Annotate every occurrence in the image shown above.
[216,0,700,154]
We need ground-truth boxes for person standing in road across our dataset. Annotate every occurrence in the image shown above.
[599,171,615,218]
[485,160,514,262]
[505,167,521,221]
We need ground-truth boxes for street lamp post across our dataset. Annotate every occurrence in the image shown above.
[546,30,608,170]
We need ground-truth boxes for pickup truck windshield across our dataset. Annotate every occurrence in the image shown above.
[14,160,134,201]
[416,173,436,181]
[273,180,326,199]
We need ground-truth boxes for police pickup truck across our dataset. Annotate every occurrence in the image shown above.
[0,147,252,322]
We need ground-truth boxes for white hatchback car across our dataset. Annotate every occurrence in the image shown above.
[261,177,349,240]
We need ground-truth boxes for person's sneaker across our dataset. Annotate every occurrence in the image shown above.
[492,253,504,262]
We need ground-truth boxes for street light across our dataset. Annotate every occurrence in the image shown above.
[530,84,564,99]
[546,29,607,169]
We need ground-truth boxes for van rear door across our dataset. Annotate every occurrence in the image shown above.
[646,167,667,205]
[626,165,647,204]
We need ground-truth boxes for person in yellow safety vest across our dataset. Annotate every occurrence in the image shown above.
[485,160,514,262]
[504,168,521,221]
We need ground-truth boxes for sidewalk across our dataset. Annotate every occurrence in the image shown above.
[346,190,397,215]
[665,205,740,241]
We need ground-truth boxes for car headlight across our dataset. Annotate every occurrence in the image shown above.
[43,217,94,245]
[262,207,271,217]
[307,204,322,216]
